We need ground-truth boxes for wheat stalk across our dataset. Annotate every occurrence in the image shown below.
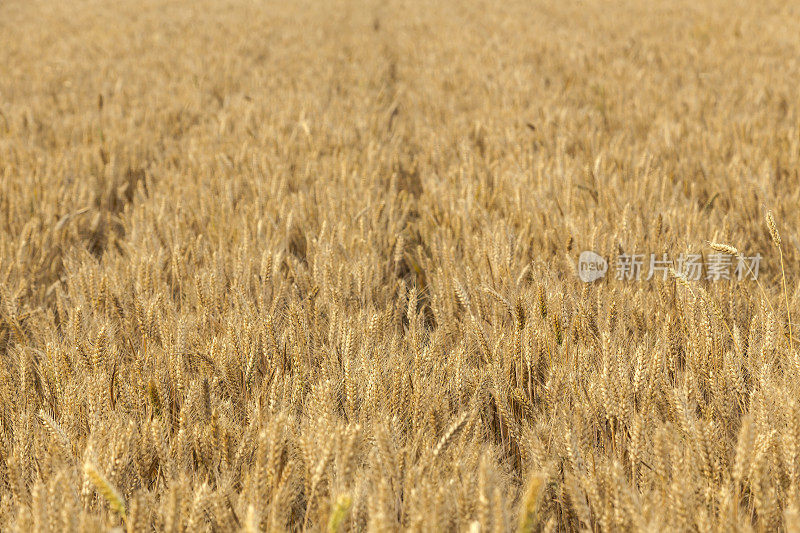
[766,211,794,353]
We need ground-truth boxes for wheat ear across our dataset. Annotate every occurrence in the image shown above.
[84,460,126,518]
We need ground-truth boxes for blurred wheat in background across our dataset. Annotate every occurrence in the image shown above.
[2,0,800,531]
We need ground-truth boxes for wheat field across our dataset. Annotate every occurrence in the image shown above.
[2,0,800,531]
